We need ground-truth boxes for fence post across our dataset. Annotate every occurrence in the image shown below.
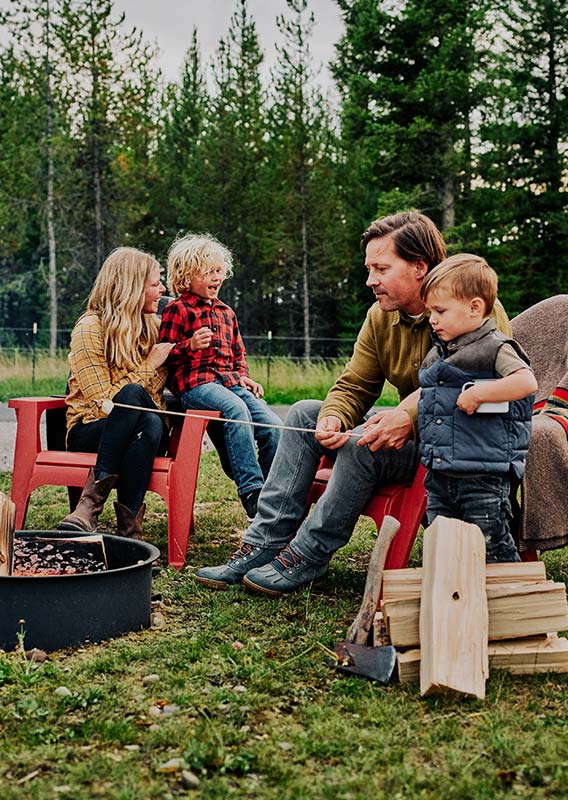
[266,330,272,391]
[31,322,38,389]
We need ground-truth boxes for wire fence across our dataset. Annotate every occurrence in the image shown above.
[0,326,356,360]
[0,326,357,390]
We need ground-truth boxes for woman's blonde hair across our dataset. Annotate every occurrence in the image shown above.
[420,253,498,314]
[85,247,161,371]
[167,233,233,295]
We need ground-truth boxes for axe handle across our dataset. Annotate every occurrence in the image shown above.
[346,515,400,645]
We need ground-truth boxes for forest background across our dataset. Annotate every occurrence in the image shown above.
[0,0,566,361]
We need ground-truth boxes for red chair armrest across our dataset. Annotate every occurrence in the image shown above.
[9,396,67,412]
[9,396,67,458]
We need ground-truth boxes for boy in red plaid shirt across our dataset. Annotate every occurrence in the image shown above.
[159,234,282,522]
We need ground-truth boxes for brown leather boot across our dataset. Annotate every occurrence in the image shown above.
[113,501,145,539]
[58,469,117,532]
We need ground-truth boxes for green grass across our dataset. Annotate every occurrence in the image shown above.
[1,459,568,798]
[0,355,399,406]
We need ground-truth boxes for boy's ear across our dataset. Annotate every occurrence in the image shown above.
[470,297,485,316]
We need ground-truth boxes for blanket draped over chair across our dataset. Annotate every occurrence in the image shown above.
[511,295,568,552]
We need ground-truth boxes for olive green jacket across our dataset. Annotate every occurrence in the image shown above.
[319,300,512,439]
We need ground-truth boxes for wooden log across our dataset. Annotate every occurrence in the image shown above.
[383,581,568,647]
[486,583,568,640]
[0,491,16,577]
[419,517,488,699]
[382,561,547,604]
[398,636,568,683]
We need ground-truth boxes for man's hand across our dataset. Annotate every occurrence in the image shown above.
[357,408,413,452]
[315,415,350,450]
[239,375,264,398]
[191,326,213,351]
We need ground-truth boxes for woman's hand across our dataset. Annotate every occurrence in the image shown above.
[239,375,264,398]
[147,342,175,369]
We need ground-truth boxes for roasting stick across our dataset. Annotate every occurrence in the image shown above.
[101,399,364,439]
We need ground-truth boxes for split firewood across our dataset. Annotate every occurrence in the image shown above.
[0,491,16,576]
[419,517,488,700]
[398,635,568,683]
[382,561,547,604]
[383,580,568,648]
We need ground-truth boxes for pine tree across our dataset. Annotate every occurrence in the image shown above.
[475,0,568,310]
[146,28,209,260]
[198,0,270,332]
[0,0,75,348]
[58,0,160,294]
[333,0,491,233]
[266,0,348,357]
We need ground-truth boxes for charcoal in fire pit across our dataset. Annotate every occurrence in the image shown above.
[13,534,108,576]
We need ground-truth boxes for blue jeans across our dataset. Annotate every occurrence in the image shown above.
[243,400,419,564]
[180,382,281,496]
[424,470,520,563]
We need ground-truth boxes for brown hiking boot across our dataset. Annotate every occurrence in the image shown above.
[113,501,145,539]
[58,469,117,533]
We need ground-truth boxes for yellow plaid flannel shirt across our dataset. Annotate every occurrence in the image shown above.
[65,313,167,432]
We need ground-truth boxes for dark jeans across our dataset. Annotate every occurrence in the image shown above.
[67,384,168,514]
[424,470,521,563]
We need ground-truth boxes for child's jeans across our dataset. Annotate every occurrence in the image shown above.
[180,382,281,497]
[424,470,521,563]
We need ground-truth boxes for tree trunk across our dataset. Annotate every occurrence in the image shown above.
[300,163,310,361]
[45,0,57,357]
[440,135,455,232]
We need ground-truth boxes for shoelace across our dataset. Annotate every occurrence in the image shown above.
[230,543,254,561]
[275,546,304,570]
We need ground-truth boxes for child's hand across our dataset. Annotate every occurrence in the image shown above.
[191,326,212,351]
[239,375,264,398]
[457,386,481,415]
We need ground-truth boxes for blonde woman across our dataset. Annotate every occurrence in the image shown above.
[58,247,174,538]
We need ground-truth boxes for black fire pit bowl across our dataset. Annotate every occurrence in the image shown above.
[0,532,160,652]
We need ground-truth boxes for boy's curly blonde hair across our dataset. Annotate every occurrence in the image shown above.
[167,233,234,295]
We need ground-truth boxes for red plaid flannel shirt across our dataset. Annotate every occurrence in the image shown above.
[159,292,249,395]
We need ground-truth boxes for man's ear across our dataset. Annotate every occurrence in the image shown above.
[470,297,485,317]
[414,260,429,280]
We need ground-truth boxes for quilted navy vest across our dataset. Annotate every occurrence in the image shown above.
[418,319,534,478]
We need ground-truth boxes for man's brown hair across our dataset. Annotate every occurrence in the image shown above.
[361,211,446,271]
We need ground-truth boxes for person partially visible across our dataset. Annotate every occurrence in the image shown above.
[159,234,281,521]
[194,212,514,596]
[58,247,174,538]
[510,294,568,553]
[413,254,538,561]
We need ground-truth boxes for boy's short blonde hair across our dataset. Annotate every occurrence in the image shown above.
[167,233,234,295]
[420,253,498,314]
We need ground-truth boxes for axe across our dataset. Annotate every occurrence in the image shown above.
[333,515,400,683]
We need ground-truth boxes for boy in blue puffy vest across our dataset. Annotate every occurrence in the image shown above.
[403,253,537,562]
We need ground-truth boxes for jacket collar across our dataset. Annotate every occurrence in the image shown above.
[431,317,497,357]
[392,309,430,327]
[182,291,224,309]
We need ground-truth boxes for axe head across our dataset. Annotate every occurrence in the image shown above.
[333,641,397,684]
